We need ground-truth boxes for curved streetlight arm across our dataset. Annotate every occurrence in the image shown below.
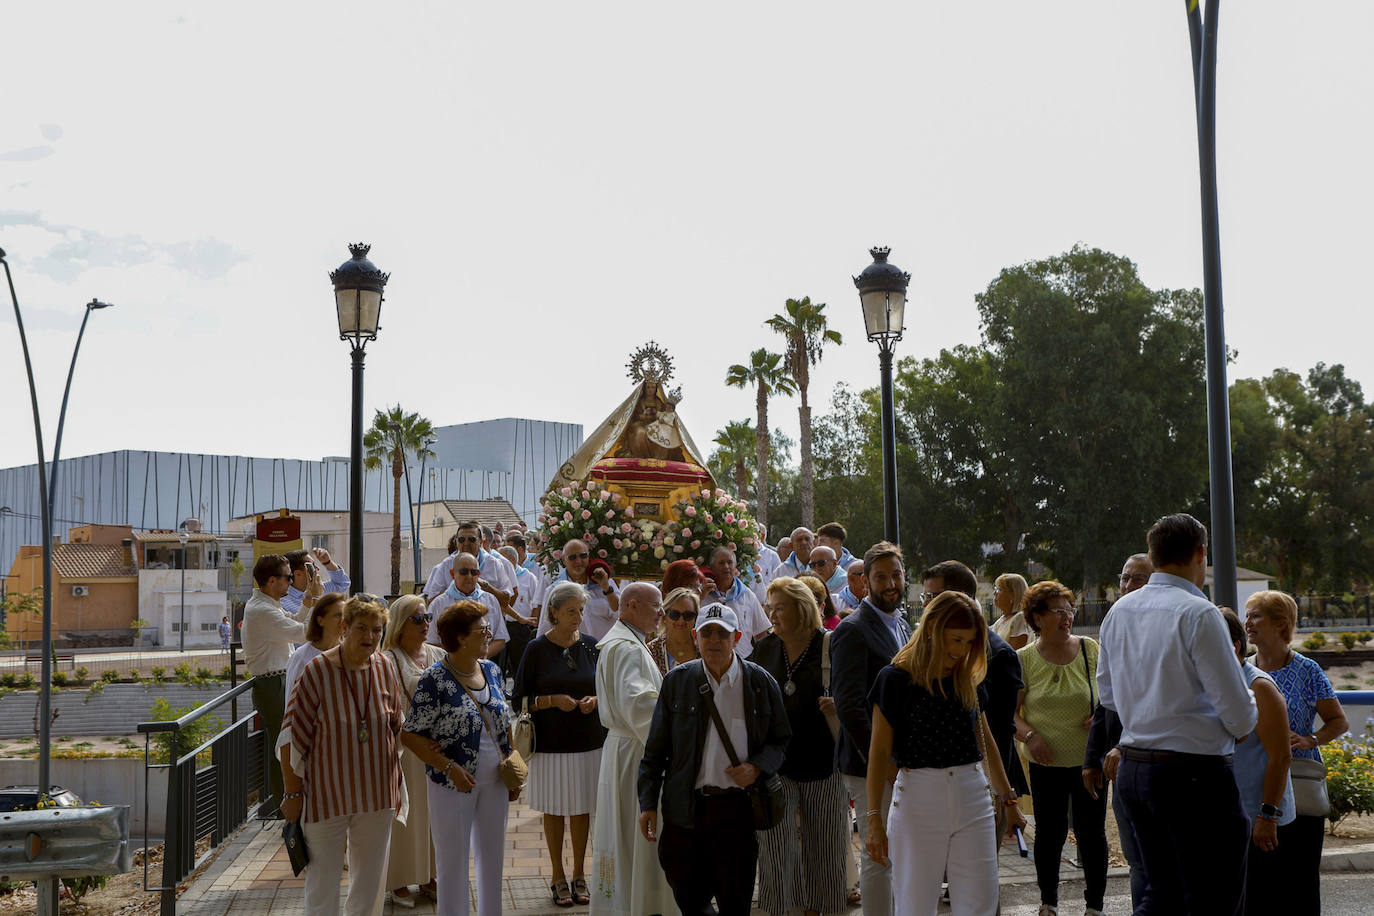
[49,300,113,524]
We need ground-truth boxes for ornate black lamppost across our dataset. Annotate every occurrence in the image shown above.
[854,247,910,545]
[331,243,388,596]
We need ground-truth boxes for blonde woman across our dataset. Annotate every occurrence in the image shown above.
[990,573,1030,650]
[282,595,408,916]
[381,595,445,907]
[752,576,849,916]
[865,591,1025,915]
[646,587,701,674]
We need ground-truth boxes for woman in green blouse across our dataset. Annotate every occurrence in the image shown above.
[1012,580,1107,916]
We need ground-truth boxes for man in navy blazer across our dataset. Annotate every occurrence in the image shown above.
[830,541,911,915]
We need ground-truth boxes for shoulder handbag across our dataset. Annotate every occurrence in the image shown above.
[455,664,528,794]
[1083,637,1097,714]
[974,705,1007,843]
[1290,757,1330,817]
[699,674,785,830]
[820,630,841,741]
[513,696,536,759]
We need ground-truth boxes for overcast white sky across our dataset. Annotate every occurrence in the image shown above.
[2,1,1370,474]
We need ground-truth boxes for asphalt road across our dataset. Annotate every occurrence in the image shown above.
[994,872,1374,914]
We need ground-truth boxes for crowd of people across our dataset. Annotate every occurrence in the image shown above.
[235,513,1350,916]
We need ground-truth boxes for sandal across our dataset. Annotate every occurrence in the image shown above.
[551,879,574,908]
[571,877,591,905]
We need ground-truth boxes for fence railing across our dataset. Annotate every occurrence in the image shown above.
[136,665,265,916]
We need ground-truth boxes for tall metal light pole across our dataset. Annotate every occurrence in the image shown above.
[178,529,189,652]
[414,435,436,589]
[1,250,112,916]
[331,243,389,597]
[1184,0,1238,611]
[854,247,910,545]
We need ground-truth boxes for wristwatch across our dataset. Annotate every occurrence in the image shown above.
[602,587,614,596]
[1259,802,1282,820]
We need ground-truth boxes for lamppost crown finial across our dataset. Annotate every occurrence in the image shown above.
[869,246,891,262]
[348,242,372,259]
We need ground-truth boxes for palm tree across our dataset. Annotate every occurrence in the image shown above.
[363,406,436,596]
[725,350,796,528]
[766,297,842,528]
[712,420,757,501]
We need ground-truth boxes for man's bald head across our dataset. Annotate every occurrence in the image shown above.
[619,581,663,634]
[790,527,814,563]
[846,559,867,598]
[808,545,837,581]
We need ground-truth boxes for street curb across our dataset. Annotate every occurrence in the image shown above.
[1321,842,1374,872]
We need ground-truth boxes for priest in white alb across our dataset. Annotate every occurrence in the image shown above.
[590,582,675,916]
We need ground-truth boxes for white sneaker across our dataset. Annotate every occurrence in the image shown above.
[1037,907,1058,916]
[389,890,416,909]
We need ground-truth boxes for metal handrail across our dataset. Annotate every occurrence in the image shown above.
[135,645,265,916]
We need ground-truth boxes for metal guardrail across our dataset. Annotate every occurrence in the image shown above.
[137,672,265,916]
[0,805,132,880]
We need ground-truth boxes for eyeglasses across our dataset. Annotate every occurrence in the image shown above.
[666,609,697,622]
[1120,573,1150,586]
[1044,606,1077,618]
[455,568,480,576]
[456,535,478,543]
[562,644,579,670]
[565,551,590,562]
[808,560,830,570]
[357,593,383,604]
[409,613,433,625]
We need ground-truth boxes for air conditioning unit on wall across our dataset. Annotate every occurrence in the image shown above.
[71,585,90,597]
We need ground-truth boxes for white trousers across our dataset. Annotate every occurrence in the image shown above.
[888,764,998,916]
[842,773,893,916]
[301,808,395,916]
[428,738,509,916]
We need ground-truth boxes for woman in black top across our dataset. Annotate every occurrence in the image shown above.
[865,591,1025,915]
[751,576,848,916]
[512,580,606,908]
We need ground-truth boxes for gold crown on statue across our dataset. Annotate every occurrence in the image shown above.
[626,341,674,385]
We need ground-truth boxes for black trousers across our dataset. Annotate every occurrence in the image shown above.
[503,620,536,680]
[1249,813,1323,914]
[658,791,757,916]
[1118,754,1249,915]
[1028,762,1109,910]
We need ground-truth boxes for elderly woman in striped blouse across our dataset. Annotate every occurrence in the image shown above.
[281,594,409,916]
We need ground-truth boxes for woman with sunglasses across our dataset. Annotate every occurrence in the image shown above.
[512,580,606,908]
[1012,580,1107,916]
[380,595,446,908]
[647,586,701,675]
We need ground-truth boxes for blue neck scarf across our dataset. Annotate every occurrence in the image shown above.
[711,578,745,603]
[445,581,483,602]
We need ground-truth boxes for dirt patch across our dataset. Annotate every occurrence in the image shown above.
[0,838,215,915]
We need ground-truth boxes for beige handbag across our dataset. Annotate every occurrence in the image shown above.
[820,630,841,741]
[513,696,536,759]
[457,672,528,794]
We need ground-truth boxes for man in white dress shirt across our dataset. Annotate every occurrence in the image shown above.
[705,547,771,658]
[538,539,621,641]
[426,552,508,658]
[240,554,307,815]
[777,526,814,577]
[1097,513,1257,914]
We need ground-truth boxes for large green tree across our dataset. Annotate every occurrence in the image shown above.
[1234,364,1374,594]
[724,350,796,529]
[363,406,436,595]
[766,297,842,528]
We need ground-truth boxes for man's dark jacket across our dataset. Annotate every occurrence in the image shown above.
[637,657,791,828]
[830,599,908,778]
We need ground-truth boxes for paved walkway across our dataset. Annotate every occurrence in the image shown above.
[176,800,1041,915]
